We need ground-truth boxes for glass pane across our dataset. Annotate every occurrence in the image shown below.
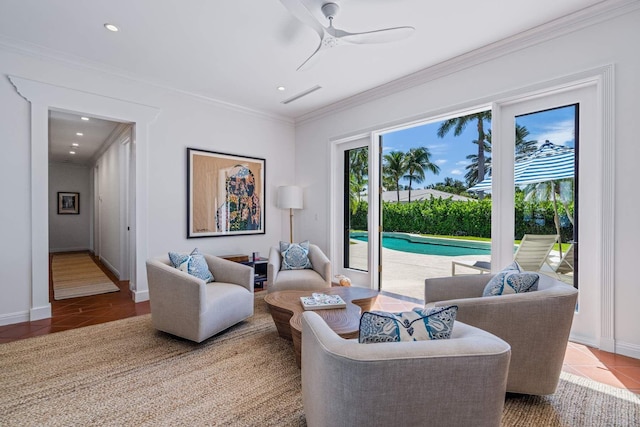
[378,111,492,300]
[515,105,577,287]
[345,147,369,272]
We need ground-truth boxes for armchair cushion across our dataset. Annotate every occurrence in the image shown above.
[168,248,214,283]
[359,305,458,343]
[279,240,312,270]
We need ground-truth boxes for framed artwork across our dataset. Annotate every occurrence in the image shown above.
[187,148,265,238]
[58,192,79,214]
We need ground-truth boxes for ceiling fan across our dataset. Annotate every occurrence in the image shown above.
[280,0,415,71]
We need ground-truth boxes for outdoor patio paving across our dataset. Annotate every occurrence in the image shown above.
[348,239,568,301]
[347,239,489,301]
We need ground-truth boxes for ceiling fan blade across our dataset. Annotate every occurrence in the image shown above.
[336,26,415,44]
[296,41,327,71]
[279,0,325,39]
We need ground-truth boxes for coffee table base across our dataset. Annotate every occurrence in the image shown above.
[265,287,378,367]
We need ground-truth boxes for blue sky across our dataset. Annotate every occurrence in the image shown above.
[382,105,576,187]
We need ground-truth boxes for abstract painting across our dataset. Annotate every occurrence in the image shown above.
[187,148,265,238]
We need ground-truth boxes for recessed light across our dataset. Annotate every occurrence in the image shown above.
[277,86,286,91]
[76,132,83,136]
[69,151,76,155]
[104,23,119,32]
[72,143,79,147]
[81,117,89,121]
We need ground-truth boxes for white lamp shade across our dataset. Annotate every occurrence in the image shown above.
[277,185,303,209]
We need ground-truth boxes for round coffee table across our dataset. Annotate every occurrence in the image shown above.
[264,287,379,367]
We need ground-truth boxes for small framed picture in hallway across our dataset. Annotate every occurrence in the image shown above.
[58,192,79,214]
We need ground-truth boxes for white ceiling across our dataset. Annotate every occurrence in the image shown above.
[48,111,122,166]
[0,0,607,122]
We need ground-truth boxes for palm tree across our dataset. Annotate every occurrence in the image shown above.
[403,147,440,202]
[383,151,407,203]
[515,125,538,161]
[523,179,574,258]
[464,125,537,187]
[464,153,491,188]
[348,148,368,204]
[437,111,491,194]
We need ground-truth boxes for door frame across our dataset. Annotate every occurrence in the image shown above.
[330,136,377,289]
[491,70,613,351]
[10,76,160,320]
[328,65,613,352]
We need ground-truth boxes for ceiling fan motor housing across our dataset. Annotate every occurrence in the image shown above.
[321,2,340,21]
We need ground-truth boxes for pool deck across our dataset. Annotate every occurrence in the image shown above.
[348,239,567,301]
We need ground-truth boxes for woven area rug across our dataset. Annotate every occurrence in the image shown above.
[1,294,638,426]
[51,252,119,300]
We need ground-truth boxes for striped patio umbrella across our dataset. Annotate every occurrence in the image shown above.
[468,141,574,192]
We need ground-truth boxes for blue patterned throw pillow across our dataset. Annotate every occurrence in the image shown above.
[503,261,522,272]
[168,248,214,283]
[359,305,458,343]
[482,269,538,297]
[280,240,313,270]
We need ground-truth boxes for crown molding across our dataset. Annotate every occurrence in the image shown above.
[295,0,640,125]
[0,35,294,126]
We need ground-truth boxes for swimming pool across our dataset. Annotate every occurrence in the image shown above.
[350,232,491,257]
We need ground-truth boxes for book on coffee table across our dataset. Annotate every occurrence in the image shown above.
[300,293,347,310]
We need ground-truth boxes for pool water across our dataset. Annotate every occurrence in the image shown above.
[351,234,491,257]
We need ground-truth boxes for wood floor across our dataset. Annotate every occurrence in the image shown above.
[0,254,638,394]
[0,252,150,343]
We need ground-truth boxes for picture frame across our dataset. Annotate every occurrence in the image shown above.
[187,148,265,238]
[58,192,79,214]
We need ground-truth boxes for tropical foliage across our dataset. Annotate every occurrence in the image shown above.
[426,177,469,195]
[437,111,491,188]
[350,194,573,241]
[382,147,440,202]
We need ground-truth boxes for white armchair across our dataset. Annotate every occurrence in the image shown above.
[267,244,331,293]
[146,254,254,343]
[302,311,511,427]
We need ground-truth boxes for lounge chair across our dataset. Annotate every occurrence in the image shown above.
[452,234,558,275]
[546,243,575,284]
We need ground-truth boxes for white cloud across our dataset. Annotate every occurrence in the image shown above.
[435,159,447,165]
[450,169,463,176]
[456,160,468,166]
[382,146,393,152]
[532,119,575,146]
[427,143,448,155]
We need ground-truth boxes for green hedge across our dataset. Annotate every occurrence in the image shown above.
[350,195,573,241]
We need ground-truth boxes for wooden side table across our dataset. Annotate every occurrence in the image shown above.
[220,254,268,290]
[241,257,268,289]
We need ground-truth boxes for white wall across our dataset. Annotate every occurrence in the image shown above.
[48,163,91,252]
[0,45,295,325]
[95,140,121,276]
[294,10,640,357]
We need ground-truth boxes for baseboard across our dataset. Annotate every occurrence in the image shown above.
[616,341,640,360]
[569,332,599,349]
[100,257,120,279]
[0,310,30,326]
[50,246,91,253]
[599,336,616,353]
[132,289,149,303]
[30,304,52,321]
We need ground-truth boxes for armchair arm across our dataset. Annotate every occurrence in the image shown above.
[145,258,206,338]
[308,244,331,285]
[267,247,280,285]
[424,274,490,303]
[146,258,206,312]
[203,254,253,292]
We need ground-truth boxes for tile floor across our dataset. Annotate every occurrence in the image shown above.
[1,257,638,395]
